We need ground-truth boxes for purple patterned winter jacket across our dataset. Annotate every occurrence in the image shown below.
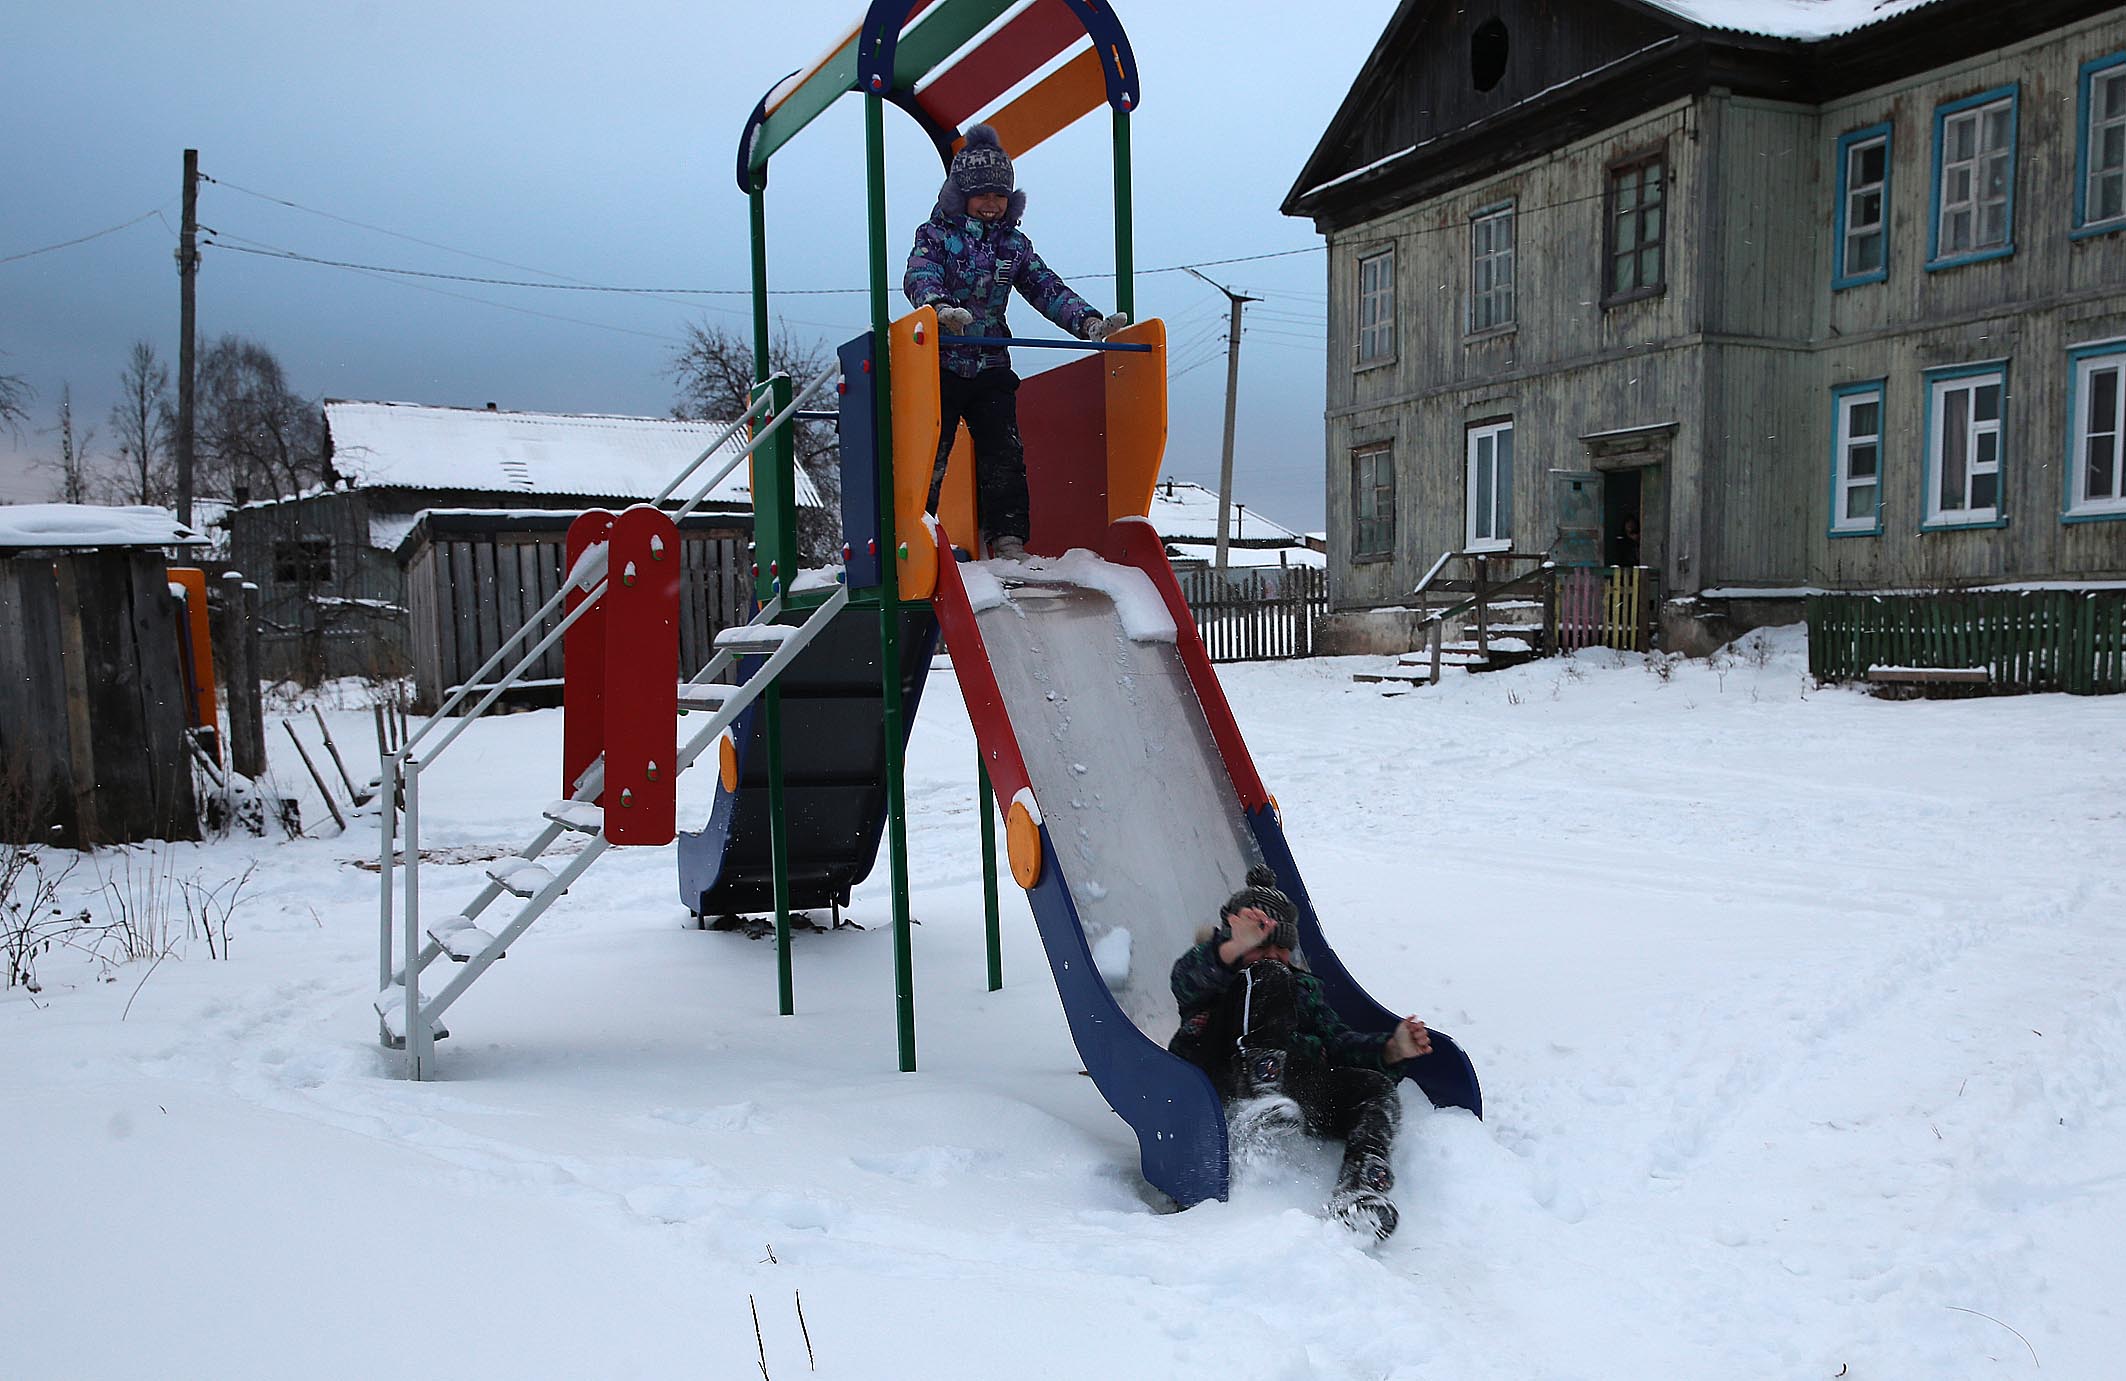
[903,185,1100,378]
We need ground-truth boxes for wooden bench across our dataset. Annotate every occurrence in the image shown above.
[1865,665,1992,685]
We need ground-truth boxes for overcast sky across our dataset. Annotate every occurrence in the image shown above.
[1,0,1398,530]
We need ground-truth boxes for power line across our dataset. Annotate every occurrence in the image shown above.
[0,206,168,266]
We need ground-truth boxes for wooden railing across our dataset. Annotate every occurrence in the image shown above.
[1175,563,1329,663]
[1807,590,2126,694]
[1416,557,1557,679]
[1556,566,1657,652]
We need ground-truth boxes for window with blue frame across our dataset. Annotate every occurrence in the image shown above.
[1929,86,2017,269]
[2066,343,2126,520]
[1830,383,1885,536]
[1923,364,2007,529]
[2076,53,2126,235]
[1834,125,1892,288]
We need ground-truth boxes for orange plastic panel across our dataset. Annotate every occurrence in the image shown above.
[166,568,218,742]
[1103,316,1168,522]
[1006,798,1042,889]
[718,732,740,793]
[982,47,1105,162]
[889,306,944,600]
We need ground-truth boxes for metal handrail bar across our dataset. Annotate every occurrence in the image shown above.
[671,363,840,525]
[415,584,850,1030]
[650,390,773,506]
[1412,550,1455,599]
[950,335,1153,353]
[421,585,606,765]
[384,594,791,991]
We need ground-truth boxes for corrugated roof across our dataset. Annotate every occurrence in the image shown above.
[1638,0,1943,40]
[1145,479,1312,546]
[323,400,822,508]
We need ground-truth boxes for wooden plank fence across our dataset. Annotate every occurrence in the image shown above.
[1555,566,1654,652]
[1806,590,2126,695]
[1175,564,1328,663]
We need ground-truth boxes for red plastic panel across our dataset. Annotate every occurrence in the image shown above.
[602,506,680,846]
[917,0,1080,131]
[1101,519,1270,809]
[1016,351,1109,557]
[562,510,615,802]
[925,525,1033,808]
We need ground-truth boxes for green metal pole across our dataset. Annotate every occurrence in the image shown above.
[751,183,795,1017]
[749,181,771,384]
[866,92,918,1073]
[978,757,1000,992]
[1112,110,1135,320]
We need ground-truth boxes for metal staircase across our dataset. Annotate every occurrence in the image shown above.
[373,364,842,1077]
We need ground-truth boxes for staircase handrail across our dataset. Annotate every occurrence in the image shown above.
[1420,559,1556,626]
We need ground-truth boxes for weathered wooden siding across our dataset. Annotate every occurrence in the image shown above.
[0,552,199,845]
[1324,100,1707,610]
[227,490,408,681]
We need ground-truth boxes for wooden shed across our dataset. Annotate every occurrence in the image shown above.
[0,505,208,846]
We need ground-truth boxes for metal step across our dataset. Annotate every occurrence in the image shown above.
[373,984,450,1046]
[714,624,797,656]
[677,681,737,711]
[487,857,560,899]
[542,800,605,834]
[428,914,503,963]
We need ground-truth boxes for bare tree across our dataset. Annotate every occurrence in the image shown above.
[42,385,98,504]
[195,334,327,503]
[108,340,174,506]
[670,320,842,563]
[0,370,29,439]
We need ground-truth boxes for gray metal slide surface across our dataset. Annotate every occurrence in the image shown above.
[974,580,1257,1043]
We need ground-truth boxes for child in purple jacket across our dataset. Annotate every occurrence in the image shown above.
[904,124,1127,560]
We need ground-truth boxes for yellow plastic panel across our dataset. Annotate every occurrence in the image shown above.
[889,306,943,601]
[1102,316,1167,522]
[981,47,1105,162]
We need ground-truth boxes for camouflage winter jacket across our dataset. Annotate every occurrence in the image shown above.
[903,187,1099,378]
[1168,925,1394,1073]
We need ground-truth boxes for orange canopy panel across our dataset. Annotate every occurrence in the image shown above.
[167,567,219,740]
[979,47,1107,162]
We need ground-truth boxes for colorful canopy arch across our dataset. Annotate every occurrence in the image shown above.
[735,0,1140,190]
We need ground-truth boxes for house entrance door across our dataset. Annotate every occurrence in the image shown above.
[1603,468,1642,567]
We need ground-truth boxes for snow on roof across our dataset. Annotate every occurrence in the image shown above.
[323,400,822,508]
[0,503,208,550]
[1145,479,1312,546]
[1166,542,1326,570]
[1638,0,1943,40]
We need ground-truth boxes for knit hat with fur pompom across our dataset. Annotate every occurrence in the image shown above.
[950,124,1015,196]
[1221,865,1299,951]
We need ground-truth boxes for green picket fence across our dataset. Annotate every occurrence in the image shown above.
[1806,590,2126,694]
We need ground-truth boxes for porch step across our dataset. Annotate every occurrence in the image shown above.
[428,914,502,963]
[373,984,450,1046]
[1398,652,1489,668]
[1352,668,1437,687]
[487,857,560,899]
[676,681,736,711]
[714,624,797,656]
[542,800,605,834]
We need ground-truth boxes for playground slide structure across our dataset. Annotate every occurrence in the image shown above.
[374,0,1479,1214]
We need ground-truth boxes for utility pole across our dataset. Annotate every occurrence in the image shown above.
[175,148,200,527]
[1186,268,1258,572]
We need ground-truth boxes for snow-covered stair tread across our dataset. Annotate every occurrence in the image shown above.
[714,624,795,655]
[428,914,503,962]
[542,800,605,834]
[486,857,560,899]
[676,682,736,709]
[372,984,449,1044]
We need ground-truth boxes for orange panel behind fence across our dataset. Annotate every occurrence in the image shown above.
[167,567,219,758]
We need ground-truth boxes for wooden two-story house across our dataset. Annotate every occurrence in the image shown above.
[1284,0,2126,653]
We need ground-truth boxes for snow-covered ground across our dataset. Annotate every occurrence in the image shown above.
[7,630,2124,1379]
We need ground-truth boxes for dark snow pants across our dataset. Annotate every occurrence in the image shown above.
[1181,961,1400,1167]
[927,366,1030,544]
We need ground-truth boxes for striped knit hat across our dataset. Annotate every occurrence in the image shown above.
[1222,865,1299,952]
